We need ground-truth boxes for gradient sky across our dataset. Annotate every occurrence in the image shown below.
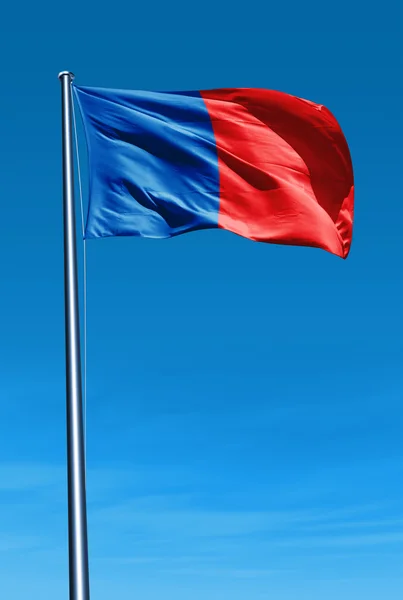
[1,2,402,599]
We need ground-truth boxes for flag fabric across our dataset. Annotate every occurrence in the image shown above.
[74,85,354,258]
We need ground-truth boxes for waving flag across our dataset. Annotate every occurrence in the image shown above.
[74,85,354,258]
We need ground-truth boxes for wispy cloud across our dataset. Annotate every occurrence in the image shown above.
[299,518,403,533]
[2,461,403,576]
[0,463,64,492]
[275,532,403,548]
[0,534,42,552]
[91,497,394,537]
[161,567,281,578]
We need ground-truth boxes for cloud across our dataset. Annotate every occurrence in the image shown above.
[161,567,280,578]
[0,463,64,492]
[275,532,403,549]
[91,497,390,535]
[0,534,41,552]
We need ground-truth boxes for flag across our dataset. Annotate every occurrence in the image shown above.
[74,85,354,258]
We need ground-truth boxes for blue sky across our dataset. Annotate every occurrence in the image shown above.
[1,1,402,598]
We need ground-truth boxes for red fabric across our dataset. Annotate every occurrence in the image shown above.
[201,89,354,258]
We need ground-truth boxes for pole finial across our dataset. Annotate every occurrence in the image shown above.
[58,71,75,81]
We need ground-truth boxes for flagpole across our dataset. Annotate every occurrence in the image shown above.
[59,70,90,600]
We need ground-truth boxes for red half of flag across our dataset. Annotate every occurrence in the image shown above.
[74,85,354,258]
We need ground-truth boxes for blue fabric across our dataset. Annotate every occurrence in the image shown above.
[73,85,220,239]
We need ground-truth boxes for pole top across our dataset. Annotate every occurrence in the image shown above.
[58,71,75,81]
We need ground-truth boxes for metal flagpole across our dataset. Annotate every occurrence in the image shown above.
[59,71,90,600]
